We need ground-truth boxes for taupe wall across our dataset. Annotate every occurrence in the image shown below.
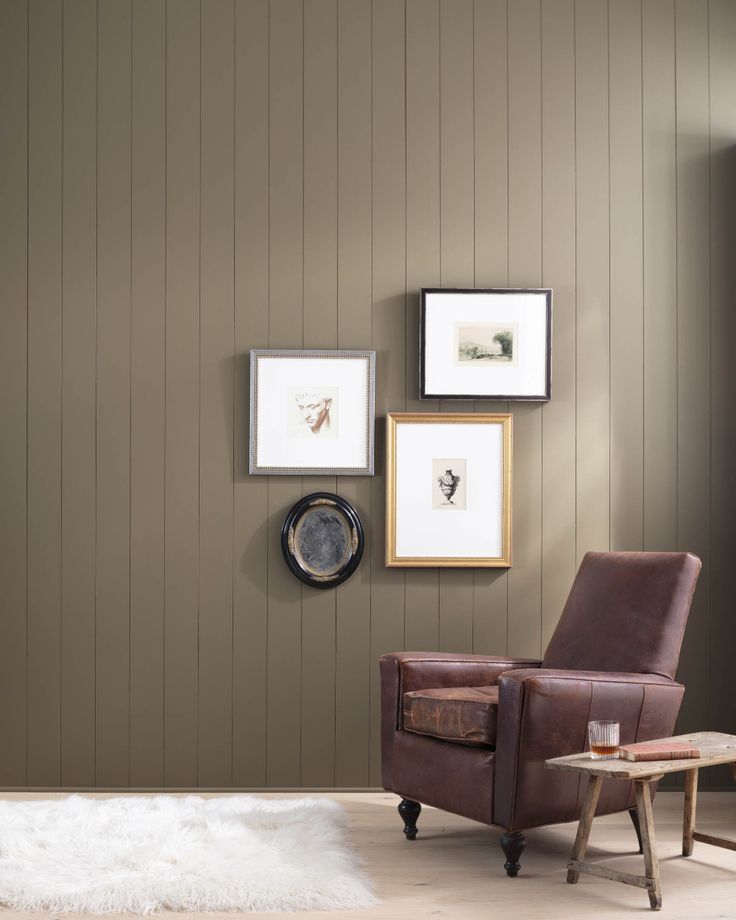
[0,0,734,789]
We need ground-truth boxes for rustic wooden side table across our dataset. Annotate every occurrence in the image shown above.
[546,732,736,911]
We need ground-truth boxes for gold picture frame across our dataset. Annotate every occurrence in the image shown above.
[385,413,512,568]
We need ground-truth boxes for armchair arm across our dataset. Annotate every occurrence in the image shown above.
[381,652,543,729]
[379,652,542,792]
[494,668,685,831]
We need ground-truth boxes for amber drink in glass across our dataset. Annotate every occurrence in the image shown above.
[588,720,620,760]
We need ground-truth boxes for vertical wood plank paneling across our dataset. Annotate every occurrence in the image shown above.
[266,0,304,787]
[27,0,63,786]
[303,0,338,352]
[334,468,372,784]
[540,0,576,649]
[369,0,406,784]
[438,0,474,654]
[609,0,644,552]
[404,0,440,653]
[507,0,543,659]
[198,0,235,788]
[472,0,508,289]
[60,0,97,787]
[130,0,166,788]
[233,0,269,787]
[334,0,372,787]
[472,0,509,656]
[300,461,336,785]
[674,0,710,759]
[709,0,736,790]
[0,0,28,786]
[2,0,732,791]
[164,0,200,787]
[575,0,610,563]
[95,0,131,787]
[642,0,677,553]
[301,0,338,787]
[439,0,474,296]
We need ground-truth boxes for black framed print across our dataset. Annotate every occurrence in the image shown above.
[419,288,552,401]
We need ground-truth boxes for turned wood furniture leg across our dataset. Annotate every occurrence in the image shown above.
[567,774,603,884]
[499,831,527,877]
[398,798,421,841]
[682,768,698,857]
[635,779,663,911]
[629,806,644,854]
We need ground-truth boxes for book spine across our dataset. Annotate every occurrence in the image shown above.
[621,750,699,762]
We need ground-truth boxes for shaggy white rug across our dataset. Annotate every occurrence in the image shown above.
[0,795,377,914]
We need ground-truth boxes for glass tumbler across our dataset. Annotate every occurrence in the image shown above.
[588,720,620,760]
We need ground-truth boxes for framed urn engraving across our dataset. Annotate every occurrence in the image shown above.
[249,349,375,475]
[385,413,512,568]
[420,288,552,400]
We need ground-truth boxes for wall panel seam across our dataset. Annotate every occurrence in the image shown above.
[24,0,30,788]
[128,0,134,789]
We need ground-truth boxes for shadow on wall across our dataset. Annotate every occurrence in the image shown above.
[706,140,736,786]
[232,351,249,484]
[673,139,736,789]
[241,517,268,595]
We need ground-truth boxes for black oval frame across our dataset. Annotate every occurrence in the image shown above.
[281,492,364,589]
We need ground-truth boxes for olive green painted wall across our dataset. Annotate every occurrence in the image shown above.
[0,0,734,789]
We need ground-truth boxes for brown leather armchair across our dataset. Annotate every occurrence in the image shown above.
[380,551,702,876]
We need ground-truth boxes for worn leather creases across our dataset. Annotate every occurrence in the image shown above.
[403,686,499,747]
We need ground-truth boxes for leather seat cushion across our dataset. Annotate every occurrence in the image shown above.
[402,685,499,747]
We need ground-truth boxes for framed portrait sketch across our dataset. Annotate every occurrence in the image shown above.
[386,413,512,568]
[249,349,375,475]
[420,288,552,400]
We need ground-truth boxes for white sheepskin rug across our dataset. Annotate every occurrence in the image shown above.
[0,795,377,914]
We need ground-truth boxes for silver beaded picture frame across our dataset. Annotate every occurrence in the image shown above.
[249,349,376,476]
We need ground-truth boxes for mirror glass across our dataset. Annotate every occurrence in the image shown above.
[293,507,351,577]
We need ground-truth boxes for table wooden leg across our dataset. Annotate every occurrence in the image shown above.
[635,779,663,911]
[567,775,603,884]
[683,768,698,857]
[685,762,736,853]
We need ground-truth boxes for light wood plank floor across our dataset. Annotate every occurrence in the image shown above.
[2,791,736,918]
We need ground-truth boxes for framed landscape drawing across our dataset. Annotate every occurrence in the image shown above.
[385,413,512,567]
[249,350,375,475]
[420,288,552,400]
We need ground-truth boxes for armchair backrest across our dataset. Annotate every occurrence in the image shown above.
[542,551,701,679]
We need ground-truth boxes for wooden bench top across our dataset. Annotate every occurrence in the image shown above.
[545,731,736,779]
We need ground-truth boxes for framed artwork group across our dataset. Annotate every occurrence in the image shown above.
[249,287,552,575]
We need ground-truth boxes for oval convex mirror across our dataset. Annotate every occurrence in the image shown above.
[281,493,364,589]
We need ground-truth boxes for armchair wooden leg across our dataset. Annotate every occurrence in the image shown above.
[500,831,527,877]
[629,806,644,854]
[398,798,421,841]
